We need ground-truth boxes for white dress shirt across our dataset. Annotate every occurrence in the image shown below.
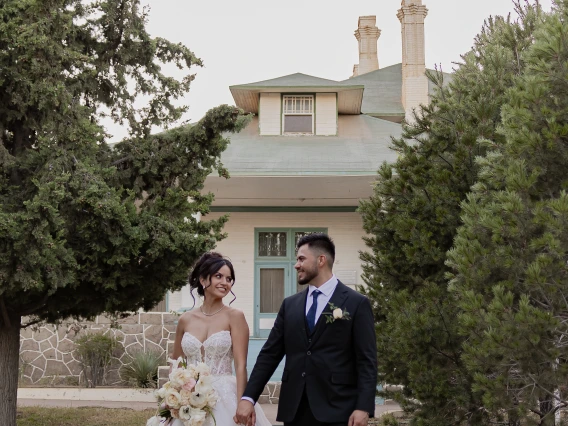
[305,274,338,323]
[242,274,338,405]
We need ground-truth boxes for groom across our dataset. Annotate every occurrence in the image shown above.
[235,233,377,426]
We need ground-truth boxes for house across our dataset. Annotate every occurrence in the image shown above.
[164,0,443,372]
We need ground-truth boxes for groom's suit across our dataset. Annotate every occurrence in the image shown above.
[243,279,377,424]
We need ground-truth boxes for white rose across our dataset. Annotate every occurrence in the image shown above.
[195,375,213,395]
[189,408,207,426]
[205,390,219,408]
[195,362,211,377]
[155,386,167,400]
[146,416,163,426]
[333,308,343,319]
[189,390,208,409]
[180,389,192,406]
[179,405,192,421]
[170,368,193,389]
[164,388,182,409]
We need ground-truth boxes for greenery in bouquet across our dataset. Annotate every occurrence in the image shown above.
[147,359,218,426]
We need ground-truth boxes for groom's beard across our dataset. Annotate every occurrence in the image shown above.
[297,264,318,285]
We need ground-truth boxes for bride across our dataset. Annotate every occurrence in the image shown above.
[168,252,271,426]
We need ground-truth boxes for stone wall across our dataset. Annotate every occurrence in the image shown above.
[19,312,177,386]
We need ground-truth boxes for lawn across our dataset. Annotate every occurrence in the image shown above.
[17,406,156,426]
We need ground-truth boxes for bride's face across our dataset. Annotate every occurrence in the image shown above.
[201,265,234,300]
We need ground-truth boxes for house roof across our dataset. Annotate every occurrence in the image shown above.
[340,63,453,117]
[220,114,402,176]
[230,73,364,115]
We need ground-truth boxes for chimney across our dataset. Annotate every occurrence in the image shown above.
[397,0,429,120]
[353,16,381,76]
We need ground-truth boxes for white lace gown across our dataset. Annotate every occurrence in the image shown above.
[171,330,272,426]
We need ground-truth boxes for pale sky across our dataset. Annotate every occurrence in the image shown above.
[106,0,554,141]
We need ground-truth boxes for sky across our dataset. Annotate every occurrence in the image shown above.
[105,0,554,141]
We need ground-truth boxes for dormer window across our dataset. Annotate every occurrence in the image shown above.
[283,95,314,134]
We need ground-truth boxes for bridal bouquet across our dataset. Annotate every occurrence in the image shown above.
[147,357,218,426]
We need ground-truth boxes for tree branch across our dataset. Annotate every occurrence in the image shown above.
[20,293,50,316]
[21,317,44,329]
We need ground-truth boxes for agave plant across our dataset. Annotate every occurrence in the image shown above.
[121,350,164,388]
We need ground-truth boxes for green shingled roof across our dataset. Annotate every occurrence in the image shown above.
[231,73,346,89]
[221,115,402,176]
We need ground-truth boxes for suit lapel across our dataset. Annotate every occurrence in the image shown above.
[309,281,349,346]
[297,287,309,347]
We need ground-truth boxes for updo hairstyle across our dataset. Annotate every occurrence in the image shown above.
[188,252,236,308]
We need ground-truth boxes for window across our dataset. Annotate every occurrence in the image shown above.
[283,95,313,134]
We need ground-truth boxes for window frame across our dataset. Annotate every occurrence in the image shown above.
[281,94,315,135]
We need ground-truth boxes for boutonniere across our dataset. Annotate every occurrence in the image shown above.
[322,303,351,324]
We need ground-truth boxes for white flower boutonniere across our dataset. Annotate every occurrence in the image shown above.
[323,303,351,324]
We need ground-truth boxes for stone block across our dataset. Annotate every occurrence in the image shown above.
[162,313,179,325]
[124,342,144,357]
[166,340,175,357]
[45,360,71,376]
[144,325,163,345]
[145,340,165,357]
[57,325,68,340]
[140,313,163,325]
[58,338,75,354]
[97,315,114,324]
[33,327,54,341]
[120,324,144,335]
[44,348,56,360]
[162,325,176,339]
[22,363,34,378]
[39,340,51,353]
[66,360,82,375]
[20,350,41,364]
[117,313,139,324]
[48,334,58,348]
[31,356,46,370]
[20,328,33,339]
[20,339,39,352]
[105,369,123,386]
[158,366,170,380]
[257,395,269,404]
[31,367,43,383]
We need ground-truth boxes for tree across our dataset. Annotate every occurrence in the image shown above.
[358,2,541,424]
[447,1,568,424]
[0,1,246,424]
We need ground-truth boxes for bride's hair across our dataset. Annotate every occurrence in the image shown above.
[188,252,236,309]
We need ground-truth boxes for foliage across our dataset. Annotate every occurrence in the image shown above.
[447,1,568,424]
[0,0,247,422]
[75,332,119,388]
[358,2,542,424]
[120,349,163,388]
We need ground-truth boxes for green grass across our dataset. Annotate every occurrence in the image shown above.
[17,406,156,426]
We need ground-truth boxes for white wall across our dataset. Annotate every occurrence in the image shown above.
[169,212,367,335]
[259,93,281,135]
[315,93,337,136]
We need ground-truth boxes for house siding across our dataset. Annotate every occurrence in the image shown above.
[259,93,281,135]
[169,212,366,335]
[315,93,337,136]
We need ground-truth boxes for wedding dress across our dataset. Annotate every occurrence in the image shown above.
[171,330,272,426]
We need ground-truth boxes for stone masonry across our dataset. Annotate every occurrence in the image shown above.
[19,312,177,386]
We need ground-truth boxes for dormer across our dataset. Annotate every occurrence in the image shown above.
[230,73,364,136]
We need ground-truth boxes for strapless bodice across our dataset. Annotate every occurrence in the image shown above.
[181,330,233,376]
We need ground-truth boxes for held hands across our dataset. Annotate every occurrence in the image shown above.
[234,399,256,426]
[348,409,369,426]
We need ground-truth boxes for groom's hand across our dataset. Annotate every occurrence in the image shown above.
[348,409,369,426]
[234,399,256,426]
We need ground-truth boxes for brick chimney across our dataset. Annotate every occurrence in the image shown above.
[352,16,381,77]
[397,0,429,120]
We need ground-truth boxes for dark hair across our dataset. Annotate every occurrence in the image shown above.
[188,252,236,308]
[296,233,335,266]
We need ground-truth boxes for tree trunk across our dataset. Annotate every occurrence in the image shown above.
[539,398,555,426]
[0,315,21,426]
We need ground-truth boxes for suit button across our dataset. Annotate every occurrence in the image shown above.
[307,351,311,355]
[301,372,306,377]
[308,339,312,343]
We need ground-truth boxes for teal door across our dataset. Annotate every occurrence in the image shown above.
[253,228,326,337]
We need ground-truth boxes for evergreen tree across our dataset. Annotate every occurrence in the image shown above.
[447,1,568,424]
[0,1,246,424]
[359,2,541,424]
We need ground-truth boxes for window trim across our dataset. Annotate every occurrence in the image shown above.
[281,94,315,135]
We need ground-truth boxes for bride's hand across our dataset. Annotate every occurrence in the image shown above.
[234,400,256,426]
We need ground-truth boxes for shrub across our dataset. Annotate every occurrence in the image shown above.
[74,333,120,388]
[120,350,163,388]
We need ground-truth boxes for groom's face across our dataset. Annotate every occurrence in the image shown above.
[295,245,320,285]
